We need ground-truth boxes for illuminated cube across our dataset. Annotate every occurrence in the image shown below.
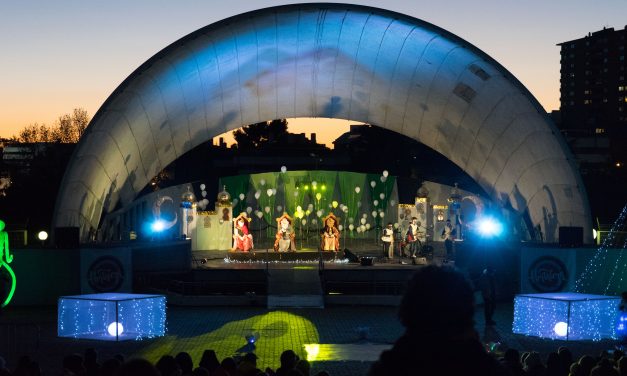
[58,293,166,341]
[513,292,620,340]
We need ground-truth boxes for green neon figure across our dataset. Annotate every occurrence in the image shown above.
[0,219,16,307]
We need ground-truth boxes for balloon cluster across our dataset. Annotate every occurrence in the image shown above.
[198,183,210,210]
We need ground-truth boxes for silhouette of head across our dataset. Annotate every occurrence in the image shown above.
[399,266,474,336]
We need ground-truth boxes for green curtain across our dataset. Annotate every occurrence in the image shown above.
[281,171,311,219]
[219,175,250,216]
[308,171,337,219]
[337,171,366,225]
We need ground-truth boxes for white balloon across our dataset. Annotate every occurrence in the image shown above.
[390,200,396,206]
[380,176,386,182]
[260,179,266,186]
[203,199,209,205]
[232,198,239,206]
[365,223,371,230]
[312,219,317,225]
[362,213,367,218]
[342,207,348,213]
[360,218,366,224]
[394,223,399,229]
[379,212,385,218]
[294,191,299,197]
[254,191,261,199]
[201,191,207,197]
[264,206,271,213]
[317,210,323,217]
[355,187,361,193]
[382,170,389,178]
[277,205,283,212]
[272,188,277,195]
[372,211,377,217]
[246,206,253,214]
[308,204,314,210]
[348,217,354,224]
[312,181,317,187]
[370,181,376,188]
[256,211,264,219]
[301,219,307,225]
[239,193,245,201]
[373,200,379,206]
[379,193,385,200]
[297,206,302,212]
[267,188,273,197]
[200,184,206,190]
[349,224,355,231]
[356,227,362,233]
[281,166,287,173]
[338,224,343,231]
[357,201,362,207]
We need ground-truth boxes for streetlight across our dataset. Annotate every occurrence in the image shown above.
[38,230,48,247]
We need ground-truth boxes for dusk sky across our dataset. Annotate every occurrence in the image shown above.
[1,0,626,144]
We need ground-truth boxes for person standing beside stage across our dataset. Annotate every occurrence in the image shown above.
[381,223,395,259]
[441,219,456,262]
[320,213,340,252]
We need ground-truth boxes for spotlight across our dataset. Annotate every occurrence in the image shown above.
[107,322,124,337]
[554,321,568,337]
[38,231,48,241]
[151,220,166,233]
[477,217,503,237]
[245,332,259,344]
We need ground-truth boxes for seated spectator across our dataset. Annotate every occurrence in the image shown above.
[618,356,627,376]
[276,350,299,376]
[523,351,545,376]
[221,357,237,376]
[295,359,311,376]
[100,358,122,376]
[590,358,619,376]
[84,348,100,376]
[501,348,524,376]
[156,355,181,376]
[546,352,564,376]
[175,352,194,375]
[62,353,86,376]
[117,358,160,376]
[559,347,574,376]
[199,350,220,373]
[579,355,597,376]
[368,265,508,376]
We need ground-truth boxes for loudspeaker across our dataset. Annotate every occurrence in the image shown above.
[343,248,360,263]
[559,226,583,248]
[55,227,80,249]
[360,257,374,266]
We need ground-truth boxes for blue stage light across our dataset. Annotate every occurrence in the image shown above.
[477,217,503,237]
[151,220,166,233]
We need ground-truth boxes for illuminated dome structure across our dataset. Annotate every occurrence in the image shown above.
[53,3,591,242]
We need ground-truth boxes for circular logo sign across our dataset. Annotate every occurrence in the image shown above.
[87,256,124,292]
[528,256,568,292]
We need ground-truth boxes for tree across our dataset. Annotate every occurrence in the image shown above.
[12,108,90,143]
[232,119,288,150]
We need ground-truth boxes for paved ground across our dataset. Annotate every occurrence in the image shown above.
[0,301,619,375]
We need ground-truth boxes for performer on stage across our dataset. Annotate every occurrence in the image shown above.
[406,217,422,258]
[381,222,395,259]
[274,213,296,252]
[320,213,340,252]
[441,219,456,262]
[232,213,253,252]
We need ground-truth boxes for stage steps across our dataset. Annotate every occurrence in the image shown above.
[267,268,324,308]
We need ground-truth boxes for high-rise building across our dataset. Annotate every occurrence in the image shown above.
[558,26,627,162]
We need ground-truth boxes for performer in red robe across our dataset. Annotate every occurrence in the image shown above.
[232,212,253,252]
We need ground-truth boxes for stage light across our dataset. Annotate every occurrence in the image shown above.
[554,321,568,337]
[38,231,48,241]
[477,217,503,237]
[593,229,598,240]
[245,334,257,344]
[151,220,166,233]
[107,322,124,337]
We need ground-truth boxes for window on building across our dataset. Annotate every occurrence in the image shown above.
[595,128,605,134]
[584,99,593,104]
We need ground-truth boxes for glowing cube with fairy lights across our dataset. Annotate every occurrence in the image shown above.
[58,293,166,341]
[513,292,620,341]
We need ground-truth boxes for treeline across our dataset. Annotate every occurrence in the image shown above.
[11,108,90,143]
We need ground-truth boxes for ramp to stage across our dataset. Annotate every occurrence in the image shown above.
[267,268,324,308]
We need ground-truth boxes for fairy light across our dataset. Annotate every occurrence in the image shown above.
[513,292,619,341]
[575,204,627,295]
[58,293,166,341]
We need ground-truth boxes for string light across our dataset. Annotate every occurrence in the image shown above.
[58,293,166,341]
[575,204,627,295]
[513,292,619,341]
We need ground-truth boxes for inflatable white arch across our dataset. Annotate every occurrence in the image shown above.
[53,3,591,242]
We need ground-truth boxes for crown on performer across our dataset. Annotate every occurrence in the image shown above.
[234,212,252,223]
[275,213,293,224]
[322,213,339,227]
